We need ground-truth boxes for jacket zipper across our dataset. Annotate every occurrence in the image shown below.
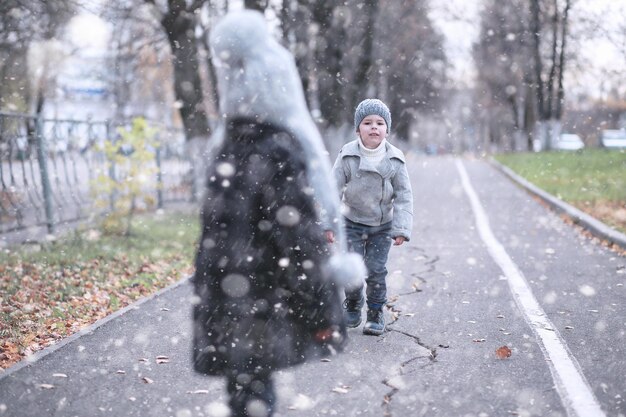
[379,176,385,224]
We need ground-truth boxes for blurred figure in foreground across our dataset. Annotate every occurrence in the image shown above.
[191,10,365,417]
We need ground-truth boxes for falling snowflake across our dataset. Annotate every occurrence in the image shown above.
[221,274,250,298]
[276,205,301,226]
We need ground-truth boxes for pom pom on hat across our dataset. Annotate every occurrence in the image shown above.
[354,98,391,133]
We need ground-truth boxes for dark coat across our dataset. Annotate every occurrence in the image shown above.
[192,118,346,376]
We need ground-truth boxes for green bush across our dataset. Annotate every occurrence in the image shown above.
[90,118,159,236]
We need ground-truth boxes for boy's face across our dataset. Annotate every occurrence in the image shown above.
[358,115,387,149]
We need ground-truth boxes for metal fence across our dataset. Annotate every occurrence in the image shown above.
[0,111,193,236]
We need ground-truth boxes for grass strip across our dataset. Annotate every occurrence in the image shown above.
[495,149,626,233]
[0,209,199,370]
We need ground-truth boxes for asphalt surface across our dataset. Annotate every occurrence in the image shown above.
[1,156,624,417]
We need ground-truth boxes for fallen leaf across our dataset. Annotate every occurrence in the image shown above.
[187,390,209,394]
[496,346,512,359]
[496,314,505,319]
[331,385,350,394]
[52,373,67,378]
[156,358,170,364]
[142,377,154,384]
[565,326,574,330]
[40,384,55,389]
[320,358,331,362]
[116,370,126,374]
[160,308,170,311]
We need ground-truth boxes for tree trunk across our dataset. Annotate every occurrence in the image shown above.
[548,119,561,148]
[545,0,559,120]
[160,0,210,142]
[279,0,291,42]
[156,0,211,201]
[292,4,311,108]
[556,0,570,119]
[530,0,546,121]
[244,0,268,12]
[311,1,347,126]
[351,0,378,109]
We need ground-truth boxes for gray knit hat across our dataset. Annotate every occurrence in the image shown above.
[354,98,391,133]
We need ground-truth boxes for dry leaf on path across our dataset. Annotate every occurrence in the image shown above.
[496,346,512,359]
[142,377,154,384]
[40,384,55,389]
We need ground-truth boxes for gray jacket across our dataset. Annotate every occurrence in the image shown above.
[331,140,413,241]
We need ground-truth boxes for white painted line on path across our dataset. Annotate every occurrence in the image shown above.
[455,159,605,417]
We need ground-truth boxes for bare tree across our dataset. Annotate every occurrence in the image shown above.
[0,0,74,111]
[143,0,211,143]
[474,0,534,151]
[106,5,176,124]
[278,0,445,141]
[377,0,446,141]
[350,0,378,113]
[474,0,573,152]
[530,0,571,149]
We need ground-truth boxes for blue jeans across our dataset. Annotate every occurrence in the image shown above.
[344,218,392,310]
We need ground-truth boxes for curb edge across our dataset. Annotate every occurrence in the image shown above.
[0,275,192,381]
[489,158,626,251]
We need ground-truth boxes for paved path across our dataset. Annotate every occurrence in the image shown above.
[1,156,624,417]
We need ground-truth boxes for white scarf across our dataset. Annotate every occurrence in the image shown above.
[358,137,387,165]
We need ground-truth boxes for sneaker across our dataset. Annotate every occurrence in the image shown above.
[363,308,385,336]
[342,298,364,328]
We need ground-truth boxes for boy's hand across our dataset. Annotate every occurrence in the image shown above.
[393,236,405,246]
[325,230,335,244]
